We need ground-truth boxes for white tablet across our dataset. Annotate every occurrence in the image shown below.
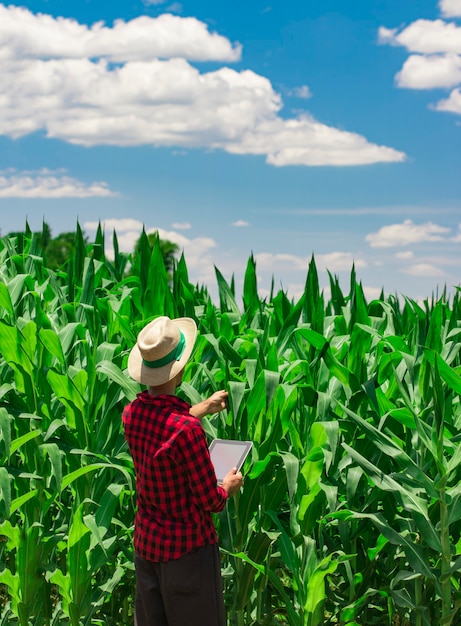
[209,439,252,484]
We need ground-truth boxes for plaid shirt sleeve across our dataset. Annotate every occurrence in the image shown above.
[179,421,228,513]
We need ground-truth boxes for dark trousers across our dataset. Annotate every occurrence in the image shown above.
[134,543,226,626]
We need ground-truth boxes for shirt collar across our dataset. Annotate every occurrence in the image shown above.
[137,390,191,410]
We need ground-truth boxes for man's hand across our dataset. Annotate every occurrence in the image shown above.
[204,390,229,413]
[222,467,243,497]
[190,390,229,419]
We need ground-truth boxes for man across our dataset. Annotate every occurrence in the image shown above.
[123,315,243,626]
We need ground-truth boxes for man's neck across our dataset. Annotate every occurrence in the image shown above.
[147,380,176,397]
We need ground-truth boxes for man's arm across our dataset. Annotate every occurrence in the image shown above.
[189,390,228,420]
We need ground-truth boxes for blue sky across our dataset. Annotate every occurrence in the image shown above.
[0,0,460,302]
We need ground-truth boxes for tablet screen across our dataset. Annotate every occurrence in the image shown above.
[209,439,252,483]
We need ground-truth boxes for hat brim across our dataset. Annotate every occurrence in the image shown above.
[127,317,197,387]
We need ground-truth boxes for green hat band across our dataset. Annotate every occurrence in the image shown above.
[142,331,186,369]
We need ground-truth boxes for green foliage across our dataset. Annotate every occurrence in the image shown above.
[1,222,461,625]
[133,229,179,281]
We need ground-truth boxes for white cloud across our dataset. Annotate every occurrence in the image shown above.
[232,220,250,227]
[289,85,312,99]
[0,3,406,167]
[366,219,451,247]
[283,282,305,301]
[315,252,366,271]
[85,218,144,232]
[436,87,461,112]
[378,27,399,46]
[378,20,461,55]
[396,53,461,89]
[396,250,415,259]
[440,0,461,18]
[227,116,405,166]
[401,262,446,277]
[0,169,116,198]
[254,252,309,271]
[363,286,385,301]
[379,14,461,115]
[0,5,240,62]
[171,222,191,229]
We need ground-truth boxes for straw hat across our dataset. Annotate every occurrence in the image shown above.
[127,316,197,386]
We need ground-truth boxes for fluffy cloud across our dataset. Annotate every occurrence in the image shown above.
[366,219,451,247]
[0,169,116,198]
[232,220,250,227]
[396,53,461,89]
[85,218,143,232]
[227,115,404,166]
[379,12,461,114]
[362,286,386,301]
[315,252,367,271]
[378,20,461,54]
[440,0,461,18]
[254,252,309,270]
[0,4,406,166]
[0,5,240,62]
[436,87,461,112]
[400,262,446,277]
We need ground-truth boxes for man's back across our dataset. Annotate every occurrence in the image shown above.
[122,390,227,562]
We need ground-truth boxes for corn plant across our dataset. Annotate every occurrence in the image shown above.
[1,222,461,625]
[332,336,461,624]
[0,226,136,625]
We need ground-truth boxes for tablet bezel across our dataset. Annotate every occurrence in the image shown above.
[209,439,252,483]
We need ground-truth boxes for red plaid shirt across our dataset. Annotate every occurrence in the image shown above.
[122,391,228,562]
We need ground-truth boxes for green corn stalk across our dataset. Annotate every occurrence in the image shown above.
[48,483,130,625]
[336,347,461,625]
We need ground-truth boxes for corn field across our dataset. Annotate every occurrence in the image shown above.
[1,222,461,626]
